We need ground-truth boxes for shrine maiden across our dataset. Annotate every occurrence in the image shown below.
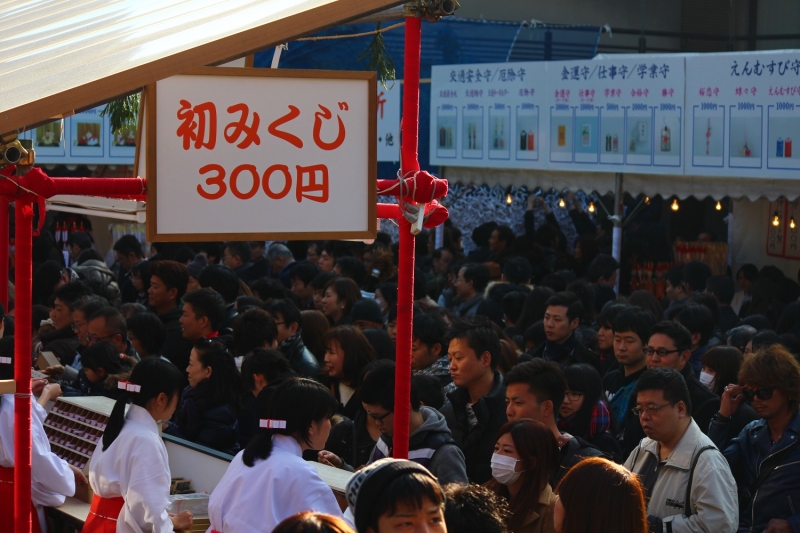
[208,378,342,532]
[84,358,192,533]
[0,337,82,533]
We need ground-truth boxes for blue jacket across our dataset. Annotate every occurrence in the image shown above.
[709,412,800,533]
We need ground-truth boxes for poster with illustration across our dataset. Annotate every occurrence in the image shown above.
[71,111,103,157]
[515,104,539,161]
[435,105,457,158]
[461,105,484,159]
[109,124,137,158]
[34,121,64,156]
[488,104,510,160]
[729,111,762,168]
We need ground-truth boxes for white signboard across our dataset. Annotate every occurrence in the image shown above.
[685,50,800,178]
[429,62,548,169]
[377,83,400,162]
[146,68,376,241]
[546,57,684,174]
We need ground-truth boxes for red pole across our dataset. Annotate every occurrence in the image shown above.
[0,197,9,310]
[13,199,33,533]
[392,15,422,461]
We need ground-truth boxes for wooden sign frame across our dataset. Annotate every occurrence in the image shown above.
[144,67,377,242]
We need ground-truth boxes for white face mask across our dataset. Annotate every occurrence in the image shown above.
[491,453,523,485]
[699,371,715,389]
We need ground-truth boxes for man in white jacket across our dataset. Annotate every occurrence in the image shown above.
[624,368,738,533]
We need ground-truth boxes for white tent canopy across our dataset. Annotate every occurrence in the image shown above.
[443,166,800,201]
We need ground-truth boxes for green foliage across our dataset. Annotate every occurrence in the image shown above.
[100,93,140,135]
[358,22,396,90]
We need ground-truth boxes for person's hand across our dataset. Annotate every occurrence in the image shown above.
[43,365,65,378]
[763,519,792,533]
[170,510,193,531]
[719,384,746,418]
[31,378,48,396]
[69,464,88,486]
[318,450,343,469]
[41,383,63,402]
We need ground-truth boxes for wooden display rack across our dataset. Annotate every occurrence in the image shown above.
[43,396,116,503]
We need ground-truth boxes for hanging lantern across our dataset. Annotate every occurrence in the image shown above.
[791,216,796,230]
[715,201,722,211]
[505,193,513,205]
[588,201,596,213]
[645,196,651,205]
[671,198,679,211]
[558,197,566,208]
[773,211,781,227]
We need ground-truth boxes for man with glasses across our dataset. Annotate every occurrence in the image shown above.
[710,345,800,533]
[41,281,92,366]
[625,368,738,533]
[87,307,138,359]
[319,361,467,485]
[645,321,720,438]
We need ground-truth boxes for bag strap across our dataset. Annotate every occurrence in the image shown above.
[683,445,717,517]
[748,439,800,495]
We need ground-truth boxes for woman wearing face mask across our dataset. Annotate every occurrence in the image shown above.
[701,346,758,438]
[485,419,560,533]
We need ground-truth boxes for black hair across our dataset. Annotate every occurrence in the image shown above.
[682,261,712,293]
[66,231,92,250]
[412,312,448,349]
[89,306,128,339]
[81,342,128,375]
[113,234,144,258]
[289,261,320,285]
[649,321,692,353]
[633,368,692,416]
[587,254,618,284]
[198,242,223,264]
[676,303,715,346]
[727,325,757,351]
[443,483,510,533]
[472,221,498,248]
[501,291,527,326]
[362,328,395,360]
[310,271,339,291]
[149,260,189,301]
[242,377,338,466]
[706,275,735,306]
[173,247,195,265]
[412,374,445,410]
[687,292,721,328]
[360,361,419,413]
[130,260,151,291]
[53,281,92,310]
[335,256,366,285]
[539,273,567,293]
[545,292,584,323]
[737,263,758,282]
[459,263,490,293]
[265,298,302,329]
[505,359,567,413]
[741,314,774,332]
[321,241,353,261]
[593,283,617,315]
[183,288,226,332]
[126,312,166,357]
[612,307,657,346]
[752,330,780,352]
[192,339,246,410]
[494,225,515,245]
[74,295,111,319]
[597,302,630,329]
[251,277,291,303]
[241,348,292,391]
[366,472,445,532]
[566,281,596,322]
[198,265,240,304]
[0,337,14,381]
[103,358,184,450]
[665,266,684,289]
[447,316,501,370]
[235,296,262,313]
[232,308,277,357]
[502,257,532,285]
[513,286,555,336]
[562,364,604,440]
[224,242,251,264]
[76,249,104,264]
[523,321,546,350]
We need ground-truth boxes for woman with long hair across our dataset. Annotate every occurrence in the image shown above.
[555,457,647,533]
[207,378,341,532]
[701,346,758,438]
[557,364,621,462]
[322,326,375,418]
[84,358,191,533]
[485,419,561,533]
[164,339,245,454]
[321,278,362,326]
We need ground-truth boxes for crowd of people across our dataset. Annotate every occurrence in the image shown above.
[3,208,800,533]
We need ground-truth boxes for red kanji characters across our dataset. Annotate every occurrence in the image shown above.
[313,103,347,151]
[268,105,303,148]
[177,100,217,150]
[224,104,261,149]
[296,164,329,203]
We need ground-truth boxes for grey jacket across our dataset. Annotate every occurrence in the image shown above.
[624,420,738,533]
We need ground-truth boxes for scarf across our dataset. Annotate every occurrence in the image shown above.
[544,334,576,364]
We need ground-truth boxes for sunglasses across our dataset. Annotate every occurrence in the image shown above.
[741,386,776,402]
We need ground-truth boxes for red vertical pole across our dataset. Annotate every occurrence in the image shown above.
[0,197,9,310]
[392,15,422,461]
[13,199,33,533]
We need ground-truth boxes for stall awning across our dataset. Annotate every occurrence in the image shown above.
[0,0,402,135]
[443,167,800,202]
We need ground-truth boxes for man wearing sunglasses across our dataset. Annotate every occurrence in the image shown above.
[625,368,738,533]
[710,345,800,533]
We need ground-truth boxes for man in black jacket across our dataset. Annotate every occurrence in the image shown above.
[42,281,92,366]
[264,298,320,378]
[148,260,193,374]
[530,292,599,369]
[645,321,719,436]
[505,359,604,487]
[440,316,507,483]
